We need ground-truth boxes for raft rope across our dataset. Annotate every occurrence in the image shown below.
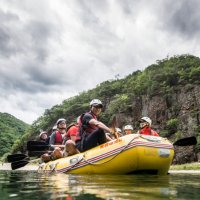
[39,155,84,173]
[63,156,84,172]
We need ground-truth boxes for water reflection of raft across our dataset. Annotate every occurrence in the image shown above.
[38,134,174,175]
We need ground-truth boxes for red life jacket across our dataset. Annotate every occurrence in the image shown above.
[84,111,97,134]
[76,111,97,141]
[54,130,63,144]
[140,127,159,136]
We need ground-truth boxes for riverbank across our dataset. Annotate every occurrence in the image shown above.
[170,162,200,170]
[169,170,200,174]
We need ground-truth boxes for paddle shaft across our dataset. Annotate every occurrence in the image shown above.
[52,144,65,148]
[110,116,119,139]
[8,142,66,163]
[27,141,65,151]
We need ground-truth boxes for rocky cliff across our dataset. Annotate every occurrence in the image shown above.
[114,84,200,164]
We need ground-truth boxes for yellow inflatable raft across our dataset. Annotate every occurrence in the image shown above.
[38,134,174,175]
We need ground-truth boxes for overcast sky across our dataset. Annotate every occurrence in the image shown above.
[0,0,200,124]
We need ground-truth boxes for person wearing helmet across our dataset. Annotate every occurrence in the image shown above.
[39,131,48,142]
[115,127,123,137]
[89,99,103,108]
[56,118,67,126]
[41,118,67,162]
[124,125,133,135]
[138,117,159,136]
[52,125,57,131]
[76,99,113,152]
[49,118,67,145]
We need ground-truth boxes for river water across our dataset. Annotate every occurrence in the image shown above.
[0,169,200,200]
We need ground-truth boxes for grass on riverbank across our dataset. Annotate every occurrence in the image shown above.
[170,162,200,170]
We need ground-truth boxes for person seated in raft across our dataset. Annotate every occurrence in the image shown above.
[49,118,67,146]
[62,117,81,144]
[123,125,133,135]
[62,121,80,157]
[106,127,123,139]
[38,131,48,143]
[75,99,113,152]
[137,117,159,136]
[116,128,123,137]
[41,118,66,162]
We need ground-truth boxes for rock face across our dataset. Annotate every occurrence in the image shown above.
[173,146,197,164]
[114,84,200,164]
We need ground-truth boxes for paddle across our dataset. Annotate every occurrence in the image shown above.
[27,141,65,151]
[28,150,50,157]
[7,151,47,162]
[173,136,197,146]
[110,116,119,139]
[7,153,35,170]
[7,153,28,163]
[8,140,64,170]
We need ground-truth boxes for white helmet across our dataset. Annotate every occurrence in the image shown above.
[124,125,133,130]
[56,118,66,125]
[76,116,80,123]
[116,128,122,133]
[39,131,47,138]
[52,125,57,131]
[140,117,152,126]
[90,99,103,107]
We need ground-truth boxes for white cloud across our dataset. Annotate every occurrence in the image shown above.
[0,0,200,124]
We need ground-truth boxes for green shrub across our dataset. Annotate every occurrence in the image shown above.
[159,130,170,137]
[166,118,178,135]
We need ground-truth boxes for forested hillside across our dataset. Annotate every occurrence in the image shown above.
[1,54,200,163]
[0,113,30,157]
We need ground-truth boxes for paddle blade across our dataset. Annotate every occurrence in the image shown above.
[7,154,28,163]
[27,141,49,151]
[11,160,29,170]
[173,136,197,146]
